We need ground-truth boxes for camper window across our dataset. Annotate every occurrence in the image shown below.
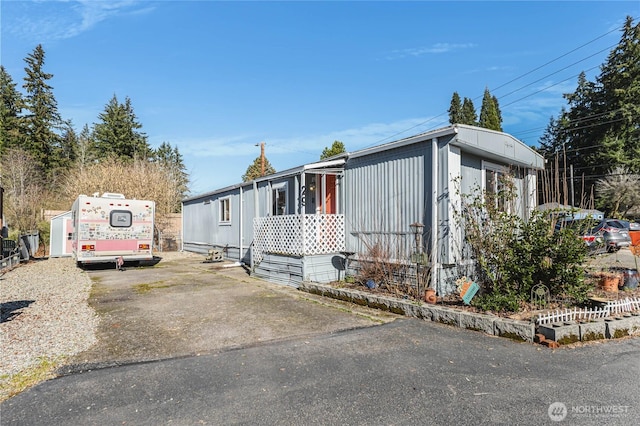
[110,210,132,228]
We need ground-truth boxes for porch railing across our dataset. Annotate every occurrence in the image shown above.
[253,214,345,264]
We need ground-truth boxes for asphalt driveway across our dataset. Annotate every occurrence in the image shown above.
[3,318,640,425]
[64,251,396,372]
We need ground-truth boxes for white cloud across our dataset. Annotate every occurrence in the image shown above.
[386,43,476,60]
[172,115,447,164]
[6,0,153,41]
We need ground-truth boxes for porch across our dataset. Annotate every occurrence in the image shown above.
[252,214,346,286]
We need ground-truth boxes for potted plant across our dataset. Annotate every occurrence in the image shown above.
[595,271,621,292]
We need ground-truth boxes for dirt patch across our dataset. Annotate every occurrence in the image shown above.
[64,252,396,371]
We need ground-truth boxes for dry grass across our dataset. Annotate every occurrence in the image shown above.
[0,356,64,402]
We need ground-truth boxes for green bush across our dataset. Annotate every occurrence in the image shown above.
[471,293,522,313]
[456,178,590,308]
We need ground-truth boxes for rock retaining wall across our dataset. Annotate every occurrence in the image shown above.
[299,283,536,342]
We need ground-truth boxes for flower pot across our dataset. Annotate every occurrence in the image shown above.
[424,288,437,304]
[599,274,620,292]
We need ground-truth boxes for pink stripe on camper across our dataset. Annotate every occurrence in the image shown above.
[95,240,139,251]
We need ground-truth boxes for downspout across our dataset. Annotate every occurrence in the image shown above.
[321,173,326,214]
[252,180,258,269]
[301,172,306,254]
[239,185,243,263]
[431,138,439,294]
[180,201,184,252]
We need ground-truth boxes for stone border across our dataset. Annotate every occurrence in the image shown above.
[299,282,536,342]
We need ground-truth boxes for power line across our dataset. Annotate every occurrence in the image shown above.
[490,25,623,93]
[362,18,634,148]
[497,45,615,101]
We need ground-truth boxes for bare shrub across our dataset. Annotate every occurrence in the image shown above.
[60,157,184,238]
[0,148,49,233]
[596,166,640,218]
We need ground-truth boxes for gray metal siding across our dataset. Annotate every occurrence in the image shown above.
[460,153,482,195]
[436,138,451,264]
[183,198,215,246]
[252,253,342,287]
[344,142,429,260]
[183,185,253,261]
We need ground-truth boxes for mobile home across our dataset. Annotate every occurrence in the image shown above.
[71,193,155,265]
[183,124,544,293]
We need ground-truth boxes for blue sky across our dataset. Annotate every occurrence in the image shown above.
[2,1,639,195]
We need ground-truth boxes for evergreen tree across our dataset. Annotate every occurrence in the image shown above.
[448,92,464,124]
[538,16,640,206]
[461,97,477,125]
[560,71,600,178]
[242,156,276,182]
[320,140,346,160]
[76,123,96,169]
[93,94,151,160]
[538,113,568,158]
[22,44,63,174]
[492,95,503,130]
[153,141,189,209]
[58,121,79,168]
[0,66,24,155]
[596,15,640,173]
[479,87,502,131]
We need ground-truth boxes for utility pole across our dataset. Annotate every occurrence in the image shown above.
[255,142,265,176]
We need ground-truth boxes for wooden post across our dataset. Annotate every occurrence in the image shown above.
[260,142,265,176]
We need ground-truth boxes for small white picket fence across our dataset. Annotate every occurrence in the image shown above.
[536,297,640,325]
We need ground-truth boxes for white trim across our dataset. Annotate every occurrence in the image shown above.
[448,145,461,264]
[272,182,288,216]
[481,160,506,191]
[431,138,439,293]
[219,196,231,224]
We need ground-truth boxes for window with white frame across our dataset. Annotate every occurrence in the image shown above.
[272,183,288,216]
[219,197,231,223]
[482,161,513,212]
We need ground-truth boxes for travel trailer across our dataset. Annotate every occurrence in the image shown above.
[71,193,155,266]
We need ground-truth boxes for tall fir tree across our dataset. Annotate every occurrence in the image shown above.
[559,72,600,184]
[492,95,503,130]
[22,44,63,175]
[595,15,640,173]
[539,16,640,209]
[0,65,24,156]
[93,94,151,160]
[76,123,96,170]
[538,112,568,158]
[479,87,502,131]
[448,92,464,124]
[58,121,79,168]
[153,141,189,210]
[461,97,477,126]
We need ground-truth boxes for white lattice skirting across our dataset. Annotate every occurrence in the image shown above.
[253,214,345,264]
